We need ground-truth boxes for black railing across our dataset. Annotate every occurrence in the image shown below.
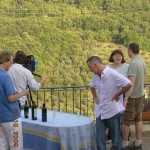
[28,84,150,119]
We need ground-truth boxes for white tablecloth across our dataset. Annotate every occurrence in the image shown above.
[21,109,96,150]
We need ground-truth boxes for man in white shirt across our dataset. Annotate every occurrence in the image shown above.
[8,51,46,109]
[86,56,132,150]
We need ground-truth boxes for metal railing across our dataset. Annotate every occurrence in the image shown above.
[28,85,95,118]
[28,84,150,119]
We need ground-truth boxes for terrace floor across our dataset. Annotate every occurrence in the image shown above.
[106,121,150,150]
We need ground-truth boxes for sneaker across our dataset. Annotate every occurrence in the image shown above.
[133,144,142,150]
[130,141,142,150]
[122,145,132,150]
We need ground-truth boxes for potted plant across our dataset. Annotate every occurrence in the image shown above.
[142,98,150,121]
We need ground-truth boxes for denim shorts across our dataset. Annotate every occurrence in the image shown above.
[122,95,145,125]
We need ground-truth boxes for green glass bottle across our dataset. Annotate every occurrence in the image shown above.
[31,101,37,120]
[42,103,47,122]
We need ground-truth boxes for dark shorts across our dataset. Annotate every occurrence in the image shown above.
[122,95,145,126]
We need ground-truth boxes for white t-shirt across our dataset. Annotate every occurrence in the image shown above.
[108,63,129,77]
[7,63,41,106]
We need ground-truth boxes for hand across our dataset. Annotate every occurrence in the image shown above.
[123,99,128,107]
[112,94,120,102]
[41,75,46,80]
[40,75,46,84]
[15,91,19,94]
[21,88,29,96]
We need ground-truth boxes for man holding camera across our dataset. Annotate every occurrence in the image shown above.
[8,51,46,109]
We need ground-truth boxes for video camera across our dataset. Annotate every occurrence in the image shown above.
[24,55,38,73]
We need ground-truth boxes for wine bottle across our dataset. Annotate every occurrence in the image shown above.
[42,103,47,122]
[31,101,37,120]
[24,101,29,118]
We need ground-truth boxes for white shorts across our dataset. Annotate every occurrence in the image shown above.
[0,118,23,150]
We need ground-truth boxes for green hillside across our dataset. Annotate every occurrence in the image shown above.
[0,0,150,86]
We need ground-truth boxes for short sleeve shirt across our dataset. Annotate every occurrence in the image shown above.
[128,56,146,98]
[0,69,20,123]
[90,66,131,119]
[108,63,129,77]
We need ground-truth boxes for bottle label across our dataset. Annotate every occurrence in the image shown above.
[24,111,29,118]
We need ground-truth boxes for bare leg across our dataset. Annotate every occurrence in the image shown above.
[122,123,130,141]
[135,121,143,139]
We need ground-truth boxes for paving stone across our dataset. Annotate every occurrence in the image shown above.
[106,121,150,150]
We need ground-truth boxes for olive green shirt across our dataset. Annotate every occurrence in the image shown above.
[128,56,146,98]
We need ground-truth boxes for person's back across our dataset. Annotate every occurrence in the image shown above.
[128,57,145,98]
[8,51,46,108]
[8,63,41,92]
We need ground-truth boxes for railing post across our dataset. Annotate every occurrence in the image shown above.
[79,89,82,115]
[72,88,75,114]
[50,88,53,110]
[65,88,68,112]
[58,90,60,111]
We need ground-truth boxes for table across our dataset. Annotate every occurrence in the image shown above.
[21,109,96,150]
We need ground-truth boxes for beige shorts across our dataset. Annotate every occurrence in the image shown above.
[122,95,144,126]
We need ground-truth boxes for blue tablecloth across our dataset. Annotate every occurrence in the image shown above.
[21,109,96,150]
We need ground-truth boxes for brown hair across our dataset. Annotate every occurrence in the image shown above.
[14,51,27,64]
[109,49,126,63]
[128,43,139,54]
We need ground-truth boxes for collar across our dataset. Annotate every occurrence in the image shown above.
[131,55,139,61]
[102,65,109,75]
[96,65,108,78]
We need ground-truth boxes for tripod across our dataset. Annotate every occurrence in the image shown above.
[27,72,41,107]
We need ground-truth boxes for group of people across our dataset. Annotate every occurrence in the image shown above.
[0,51,46,150]
[87,43,146,150]
[0,42,146,150]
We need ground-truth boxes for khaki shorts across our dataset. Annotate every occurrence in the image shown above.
[122,95,145,126]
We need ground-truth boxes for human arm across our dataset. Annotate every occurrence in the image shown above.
[112,82,133,102]
[39,75,46,85]
[27,70,46,91]
[8,88,29,102]
[123,76,135,107]
[91,87,99,104]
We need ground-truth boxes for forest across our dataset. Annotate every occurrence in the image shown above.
[0,0,150,87]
